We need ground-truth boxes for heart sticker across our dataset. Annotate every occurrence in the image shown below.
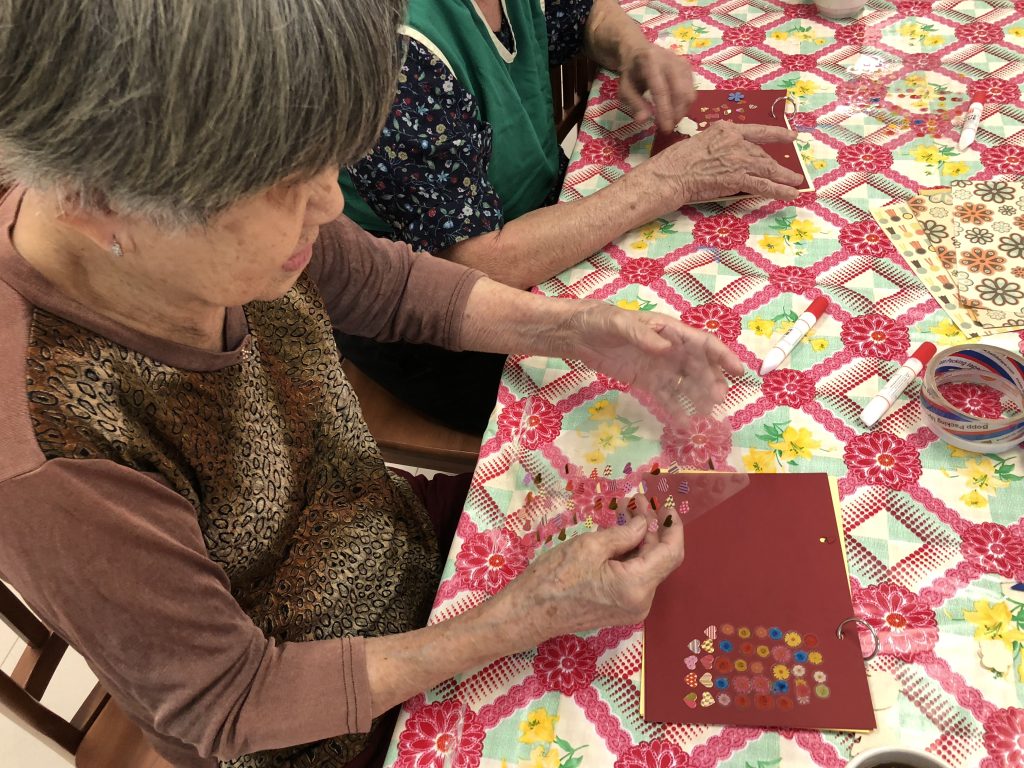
[684,692,698,709]
[684,655,698,670]
[700,655,714,670]
[701,639,715,653]
[701,692,715,707]
[699,673,714,688]
[705,625,718,640]
[688,639,702,654]
[685,672,698,688]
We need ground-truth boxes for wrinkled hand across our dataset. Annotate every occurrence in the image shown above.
[503,496,683,642]
[652,121,806,203]
[618,43,696,133]
[564,300,743,418]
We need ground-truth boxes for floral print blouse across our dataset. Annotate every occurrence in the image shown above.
[346,0,593,253]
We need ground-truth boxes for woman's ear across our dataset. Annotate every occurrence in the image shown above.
[53,188,129,255]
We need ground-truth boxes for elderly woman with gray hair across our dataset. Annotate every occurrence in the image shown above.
[0,2,744,767]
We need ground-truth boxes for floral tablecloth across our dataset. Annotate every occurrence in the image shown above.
[383,1,1024,766]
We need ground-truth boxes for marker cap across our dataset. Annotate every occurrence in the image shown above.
[910,342,937,366]
[804,297,829,319]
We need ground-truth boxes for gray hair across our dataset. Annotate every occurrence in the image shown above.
[0,0,405,226]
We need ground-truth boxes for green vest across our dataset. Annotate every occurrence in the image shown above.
[340,0,561,239]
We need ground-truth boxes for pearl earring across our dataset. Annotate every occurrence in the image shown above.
[111,237,124,258]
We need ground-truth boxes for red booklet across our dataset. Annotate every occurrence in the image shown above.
[641,472,875,732]
[649,89,812,203]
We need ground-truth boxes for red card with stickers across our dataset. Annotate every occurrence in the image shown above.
[649,89,812,202]
[642,472,875,731]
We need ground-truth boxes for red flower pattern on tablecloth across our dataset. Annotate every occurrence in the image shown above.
[620,257,664,285]
[852,582,938,661]
[692,214,749,249]
[780,54,816,71]
[580,135,630,167]
[982,707,1024,768]
[961,523,1024,580]
[534,635,598,694]
[762,368,816,408]
[599,77,619,101]
[614,739,690,768]
[839,220,898,258]
[982,145,1024,175]
[958,22,1002,44]
[571,476,619,528]
[782,3,816,17]
[723,25,762,45]
[723,76,757,91]
[836,78,887,104]
[837,144,892,173]
[841,314,910,360]
[970,78,1020,105]
[495,398,563,450]
[681,303,741,343]
[939,382,1004,419]
[770,265,815,293]
[455,528,528,594]
[396,701,486,768]
[895,0,931,12]
[663,415,733,468]
[844,432,922,490]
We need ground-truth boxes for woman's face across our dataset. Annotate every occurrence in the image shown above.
[117,165,344,307]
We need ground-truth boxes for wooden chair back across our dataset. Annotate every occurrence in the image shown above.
[343,359,481,475]
[0,582,168,766]
[550,55,599,141]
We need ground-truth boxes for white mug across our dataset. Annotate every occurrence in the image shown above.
[846,746,954,768]
[812,0,867,18]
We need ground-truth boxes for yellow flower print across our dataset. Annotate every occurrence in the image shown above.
[584,448,606,465]
[1010,27,1024,39]
[519,708,558,745]
[743,448,779,474]
[757,645,771,657]
[631,240,648,250]
[780,218,820,242]
[813,37,826,45]
[769,426,821,462]
[794,30,815,42]
[812,159,827,170]
[923,34,944,47]
[770,30,789,40]
[959,459,1011,496]
[759,235,787,254]
[905,74,926,86]
[911,144,943,164]
[595,420,626,451]
[773,664,790,680]
[588,399,616,420]
[943,161,969,177]
[734,659,748,671]
[899,22,923,38]
[521,746,561,768]
[672,26,697,41]
[963,601,1024,651]
[749,318,776,337]
[960,489,989,509]
[790,79,819,97]
[807,651,823,664]
[616,298,642,311]
[691,38,711,49]
[738,626,752,639]
[784,631,802,647]
[930,319,966,339]
[809,338,828,352]
[776,320,794,334]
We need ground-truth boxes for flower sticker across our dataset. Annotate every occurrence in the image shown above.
[728,92,745,102]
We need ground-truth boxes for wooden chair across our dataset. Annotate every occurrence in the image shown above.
[342,360,482,475]
[550,55,599,141]
[0,582,170,767]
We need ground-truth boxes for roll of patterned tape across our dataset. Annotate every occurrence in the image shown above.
[919,344,1024,453]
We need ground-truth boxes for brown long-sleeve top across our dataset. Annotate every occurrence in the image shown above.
[0,189,483,767]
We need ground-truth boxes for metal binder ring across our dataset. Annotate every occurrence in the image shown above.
[836,617,880,661]
[771,96,798,119]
